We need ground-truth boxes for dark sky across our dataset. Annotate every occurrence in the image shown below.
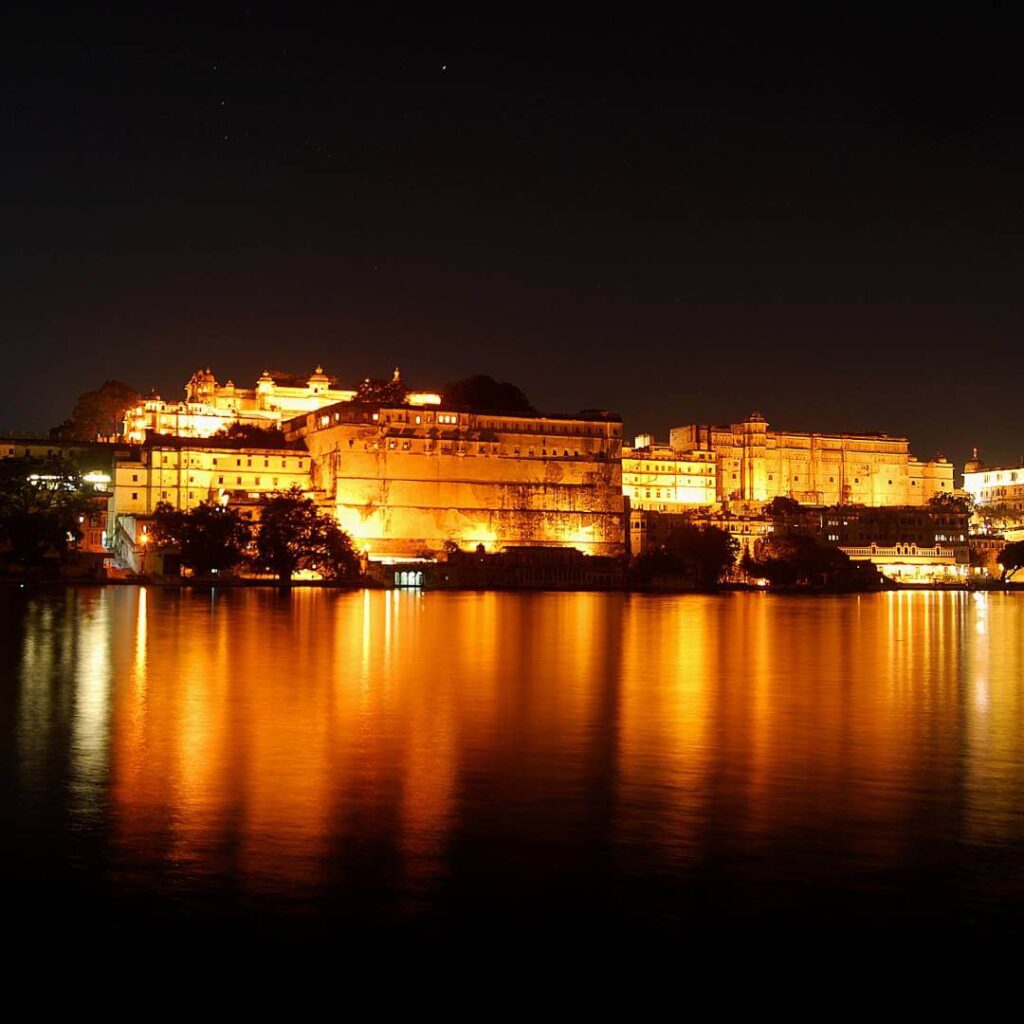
[3,8,1022,469]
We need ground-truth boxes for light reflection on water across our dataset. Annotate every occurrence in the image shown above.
[3,586,1023,934]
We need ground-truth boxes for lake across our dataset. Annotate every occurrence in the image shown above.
[2,585,1022,940]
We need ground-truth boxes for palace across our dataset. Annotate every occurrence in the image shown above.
[621,435,717,511]
[285,402,625,557]
[33,366,973,575]
[962,449,1024,513]
[670,412,953,507]
[123,366,440,442]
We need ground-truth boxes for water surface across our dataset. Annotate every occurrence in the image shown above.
[2,586,1022,938]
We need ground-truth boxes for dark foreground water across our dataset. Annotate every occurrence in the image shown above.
[2,585,1023,941]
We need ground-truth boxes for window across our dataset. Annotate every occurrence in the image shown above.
[218,476,224,484]
[131,492,138,500]
[236,459,241,467]
[264,459,269,467]
[237,476,242,484]
[255,477,261,485]
[132,474,138,482]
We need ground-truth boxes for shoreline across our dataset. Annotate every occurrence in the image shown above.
[2,576,1021,594]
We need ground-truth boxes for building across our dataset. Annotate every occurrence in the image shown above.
[962,448,1024,515]
[123,366,441,442]
[105,435,320,573]
[670,412,953,507]
[109,435,315,518]
[629,508,771,559]
[370,546,628,590]
[622,436,717,511]
[784,504,970,582]
[969,534,1008,580]
[285,402,625,558]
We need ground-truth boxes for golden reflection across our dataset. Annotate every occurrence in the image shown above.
[9,587,1024,911]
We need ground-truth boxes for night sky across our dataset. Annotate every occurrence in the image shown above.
[3,9,1022,469]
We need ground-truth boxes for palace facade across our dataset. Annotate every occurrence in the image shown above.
[962,449,1024,513]
[621,436,717,511]
[110,436,314,518]
[284,402,625,557]
[123,366,440,442]
[670,413,953,507]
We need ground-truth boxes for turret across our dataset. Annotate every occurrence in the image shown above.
[307,365,330,393]
[964,447,983,474]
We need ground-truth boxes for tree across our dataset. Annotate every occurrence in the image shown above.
[978,502,1023,528]
[253,487,360,582]
[0,456,93,564]
[151,500,252,576]
[441,375,536,414]
[997,541,1024,582]
[214,422,284,446]
[927,492,975,516]
[765,496,802,521]
[50,380,140,441]
[354,375,408,405]
[635,523,738,587]
[745,533,879,589]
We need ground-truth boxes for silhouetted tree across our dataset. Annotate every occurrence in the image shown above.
[151,500,253,576]
[764,496,802,521]
[50,380,140,440]
[214,422,285,446]
[0,457,93,564]
[441,375,536,414]
[977,502,1024,529]
[927,492,975,516]
[252,487,359,582]
[745,533,879,589]
[635,524,738,587]
[354,375,408,405]
[997,540,1024,581]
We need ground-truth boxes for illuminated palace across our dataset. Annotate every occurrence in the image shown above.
[124,366,441,442]
[962,448,1024,514]
[669,412,953,507]
[285,402,624,557]
[108,365,626,561]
